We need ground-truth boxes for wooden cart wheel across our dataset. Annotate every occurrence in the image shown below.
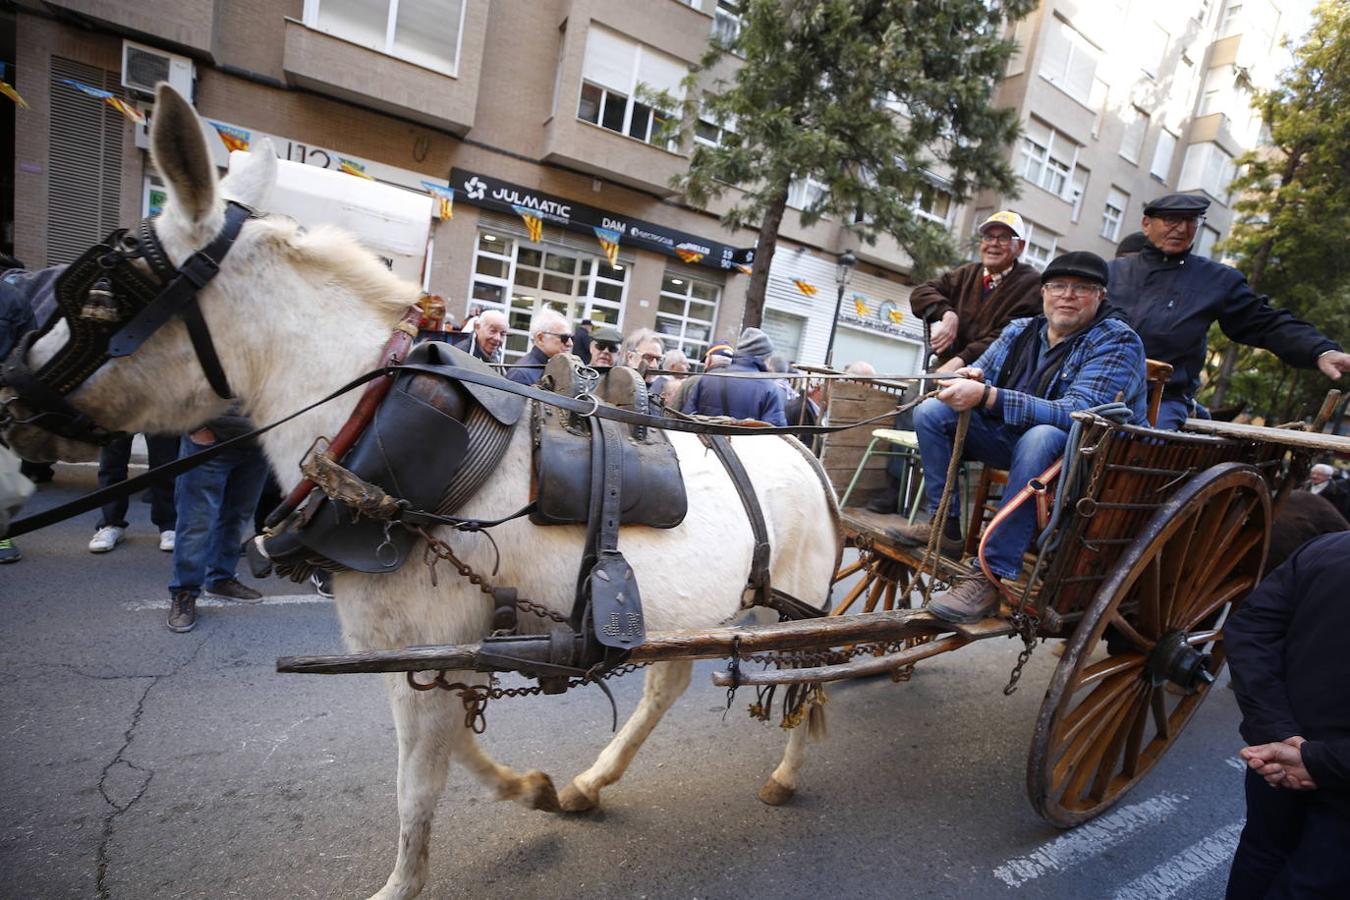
[830,550,918,616]
[1028,462,1270,827]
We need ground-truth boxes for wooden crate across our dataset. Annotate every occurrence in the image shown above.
[818,380,909,501]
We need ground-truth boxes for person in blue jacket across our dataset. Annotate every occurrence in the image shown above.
[680,327,787,427]
[1106,193,1350,429]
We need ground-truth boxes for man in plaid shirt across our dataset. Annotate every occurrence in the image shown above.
[890,251,1147,623]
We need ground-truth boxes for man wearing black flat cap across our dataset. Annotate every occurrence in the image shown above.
[890,250,1147,624]
[1107,192,1350,429]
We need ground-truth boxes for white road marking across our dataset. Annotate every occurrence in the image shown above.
[123,593,330,611]
[1111,821,1243,900]
[1224,755,1248,772]
[993,792,1188,888]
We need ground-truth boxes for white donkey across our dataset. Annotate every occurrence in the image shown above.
[4,86,841,899]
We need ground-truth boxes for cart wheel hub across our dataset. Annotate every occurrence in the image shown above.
[1146,631,1215,691]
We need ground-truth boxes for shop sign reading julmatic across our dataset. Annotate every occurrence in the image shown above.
[451,168,755,272]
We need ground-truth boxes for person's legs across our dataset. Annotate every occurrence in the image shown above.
[95,434,133,529]
[1225,769,1304,900]
[169,436,230,596]
[914,399,1016,518]
[1154,398,1192,431]
[145,434,180,531]
[1266,798,1350,899]
[981,424,1067,579]
[203,446,268,587]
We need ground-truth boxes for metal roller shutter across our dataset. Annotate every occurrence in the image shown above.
[47,57,124,265]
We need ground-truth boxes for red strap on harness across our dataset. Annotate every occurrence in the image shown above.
[265,304,423,528]
[976,457,1063,604]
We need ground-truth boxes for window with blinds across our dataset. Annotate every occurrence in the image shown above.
[578,24,688,150]
[47,57,124,265]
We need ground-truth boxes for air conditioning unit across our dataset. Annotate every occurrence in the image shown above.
[121,40,195,101]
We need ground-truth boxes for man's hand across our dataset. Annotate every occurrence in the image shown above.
[936,377,993,411]
[1241,737,1318,791]
[935,356,965,374]
[930,311,959,354]
[1317,350,1350,380]
[189,427,216,446]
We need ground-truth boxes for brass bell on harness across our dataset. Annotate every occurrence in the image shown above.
[80,277,121,322]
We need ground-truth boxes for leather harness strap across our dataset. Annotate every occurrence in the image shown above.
[702,433,773,609]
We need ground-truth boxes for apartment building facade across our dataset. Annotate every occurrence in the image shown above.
[3,0,1299,370]
[965,0,1293,266]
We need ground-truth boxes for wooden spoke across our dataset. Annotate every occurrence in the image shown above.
[833,558,866,582]
[882,579,897,612]
[1028,463,1271,827]
[862,573,887,613]
[830,568,874,617]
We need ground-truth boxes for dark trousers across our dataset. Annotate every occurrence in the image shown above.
[96,433,180,530]
[1226,769,1350,899]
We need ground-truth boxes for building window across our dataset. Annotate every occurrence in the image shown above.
[912,183,954,227]
[1179,142,1236,201]
[1141,22,1170,79]
[656,272,722,362]
[304,0,465,75]
[1119,105,1149,164]
[1019,119,1079,200]
[578,25,687,150]
[1038,16,1101,105]
[1021,221,1058,270]
[1196,224,1221,258]
[1150,130,1178,182]
[712,0,742,45]
[469,229,629,361]
[1101,187,1129,241]
[1070,166,1090,222]
[787,174,829,211]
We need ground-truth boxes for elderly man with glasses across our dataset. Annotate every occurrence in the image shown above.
[508,308,574,385]
[867,210,1043,514]
[889,251,1147,624]
[1107,192,1350,429]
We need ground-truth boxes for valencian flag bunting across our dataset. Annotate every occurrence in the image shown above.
[853,295,870,318]
[1,79,27,109]
[514,205,544,242]
[736,263,754,275]
[210,121,251,153]
[674,245,705,265]
[422,181,455,220]
[61,79,144,124]
[338,157,374,180]
[793,279,818,298]
[593,226,622,268]
[887,307,904,324]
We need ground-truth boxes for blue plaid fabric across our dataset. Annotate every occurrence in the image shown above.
[972,316,1148,429]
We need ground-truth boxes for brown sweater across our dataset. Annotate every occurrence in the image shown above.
[909,260,1043,366]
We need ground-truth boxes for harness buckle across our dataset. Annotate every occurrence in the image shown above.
[178,251,220,289]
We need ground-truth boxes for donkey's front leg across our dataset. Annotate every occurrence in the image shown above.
[369,677,462,900]
[559,660,693,812]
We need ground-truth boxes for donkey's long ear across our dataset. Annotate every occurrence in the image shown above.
[150,83,216,222]
[220,138,277,210]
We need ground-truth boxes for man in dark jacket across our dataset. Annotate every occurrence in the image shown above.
[889,251,1147,624]
[910,210,1044,374]
[1107,193,1350,429]
[680,327,787,426]
[507,309,573,385]
[1224,531,1350,899]
[450,308,507,363]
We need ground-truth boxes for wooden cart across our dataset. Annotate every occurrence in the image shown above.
[279,376,1348,828]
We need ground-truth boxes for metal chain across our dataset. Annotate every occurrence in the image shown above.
[414,525,570,624]
[1002,607,1042,695]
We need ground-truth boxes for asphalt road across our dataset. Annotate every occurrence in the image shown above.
[2,465,1251,899]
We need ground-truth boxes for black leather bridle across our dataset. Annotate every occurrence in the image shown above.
[0,201,254,445]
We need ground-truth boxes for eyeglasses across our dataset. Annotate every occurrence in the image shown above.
[1152,214,1205,229]
[593,341,619,353]
[633,352,662,365]
[541,331,574,342]
[978,233,1017,246]
[1043,281,1102,299]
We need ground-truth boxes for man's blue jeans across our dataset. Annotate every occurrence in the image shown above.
[1155,397,1212,431]
[96,433,180,530]
[913,398,1067,579]
[169,436,268,596]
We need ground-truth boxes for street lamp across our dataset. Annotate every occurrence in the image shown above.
[823,248,857,369]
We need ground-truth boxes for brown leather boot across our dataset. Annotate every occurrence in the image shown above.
[167,591,197,633]
[885,521,964,558]
[927,570,1002,624]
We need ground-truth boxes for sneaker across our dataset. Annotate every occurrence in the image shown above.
[310,571,334,599]
[167,591,197,632]
[885,521,965,558]
[0,538,20,564]
[204,577,263,604]
[927,569,1002,624]
[89,525,125,553]
[159,530,176,552]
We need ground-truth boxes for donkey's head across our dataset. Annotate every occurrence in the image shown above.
[1,84,277,462]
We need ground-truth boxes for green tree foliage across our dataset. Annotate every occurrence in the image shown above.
[673,0,1035,329]
[1201,1,1350,422]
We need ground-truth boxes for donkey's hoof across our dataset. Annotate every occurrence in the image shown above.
[523,770,561,812]
[558,781,599,813]
[757,777,795,806]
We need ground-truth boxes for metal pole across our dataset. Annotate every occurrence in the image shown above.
[824,280,845,369]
